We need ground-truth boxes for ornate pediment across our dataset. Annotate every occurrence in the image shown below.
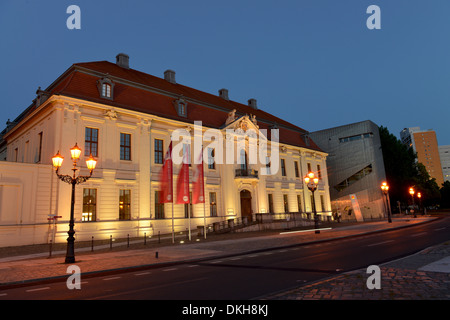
[223,113,259,132]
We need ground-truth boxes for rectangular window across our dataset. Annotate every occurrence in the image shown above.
[119,189,131,220]
[209,192,217,217]
[208,148,215,169]
[14,148,18,162]
[307,162,312,173]
[265,156,271,175]
[268,194,274,213]
[120,133,131,160]
[294,161,300,178]
[85,128,98,157]
[320,195,325,212]
[283,194,289,213]
[297,194,303,213]
[155,191,165,219]
[37,132,43,163]
[25,141,29,163]
[154,139,164,164]
[281,159,286,176]
[82,188,97,222]
[102,83,111,98]
[317,164,322,180]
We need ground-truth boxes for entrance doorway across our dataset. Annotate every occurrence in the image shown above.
[240,190,252,222]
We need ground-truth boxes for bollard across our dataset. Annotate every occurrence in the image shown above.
[144,232,147,245]
[155,251,159,259]
[48,239,52,258]
[91,236,94,252]
[127,234,130,248]
[110,235,112,250]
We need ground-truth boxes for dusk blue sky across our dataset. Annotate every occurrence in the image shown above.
[0,0,449,145]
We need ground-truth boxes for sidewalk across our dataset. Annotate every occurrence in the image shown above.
[0,215,449,299]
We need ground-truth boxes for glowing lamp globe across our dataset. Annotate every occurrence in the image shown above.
[52,151,64,169]
[86,154,97,172]
[70,143,82,161]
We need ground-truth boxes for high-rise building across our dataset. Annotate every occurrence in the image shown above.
[400,127,444,187]
[439,145,450,183]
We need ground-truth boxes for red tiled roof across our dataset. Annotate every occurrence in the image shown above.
[47,60,322,151]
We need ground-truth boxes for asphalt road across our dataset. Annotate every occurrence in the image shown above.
[1,217,449,301]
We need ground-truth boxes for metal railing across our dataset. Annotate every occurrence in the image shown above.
[202,211,333,235]
[235,168,258,178]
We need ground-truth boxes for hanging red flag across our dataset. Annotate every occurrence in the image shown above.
[159,141,173,203]
[192,147,205,204]
[176,145,190,204]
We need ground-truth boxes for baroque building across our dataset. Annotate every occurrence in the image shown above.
[0,54,331,246]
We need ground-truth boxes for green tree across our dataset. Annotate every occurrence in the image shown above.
[413,163,440,206]
[379,126,417,208]
[440,181,450,208]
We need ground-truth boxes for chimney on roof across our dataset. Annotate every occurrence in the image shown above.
[116,53,130,69]
[164,70,176,84]
[248,98,257,109]
[219,88,229,100]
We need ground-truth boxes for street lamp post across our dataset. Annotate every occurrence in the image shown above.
[409,187,416,218]
[52,143,97,263]
[304,172,320,234]
[380,182,392,223]
[417,192,422,215]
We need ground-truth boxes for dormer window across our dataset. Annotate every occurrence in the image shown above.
[173,96,188,117]
[102,83,111,98]
[97,76,114,100]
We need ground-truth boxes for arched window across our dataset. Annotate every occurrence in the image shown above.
[173,96,188,117]
[97,77,114,100]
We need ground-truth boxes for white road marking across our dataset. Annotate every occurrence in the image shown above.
[134,272,151,276]
[162,268,177,272]
[103,276,121,281]
[367,240,394,247]
[26,287,50,292]
[411,232,427,237]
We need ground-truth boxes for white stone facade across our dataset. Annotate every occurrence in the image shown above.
[0,95,331,247]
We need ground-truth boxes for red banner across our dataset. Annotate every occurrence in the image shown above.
[159,142,173,203]
[192,148,205,204]
[176,146,190,204]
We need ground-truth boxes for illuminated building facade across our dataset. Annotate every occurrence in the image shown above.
[0,54,331,246]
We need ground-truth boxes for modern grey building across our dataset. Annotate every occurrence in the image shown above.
[309,120,387,221]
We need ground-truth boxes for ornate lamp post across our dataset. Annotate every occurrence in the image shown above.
[52,143,97,263]
[409,187,416,218]
[380,182,392,223]
[304,172,320,234]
